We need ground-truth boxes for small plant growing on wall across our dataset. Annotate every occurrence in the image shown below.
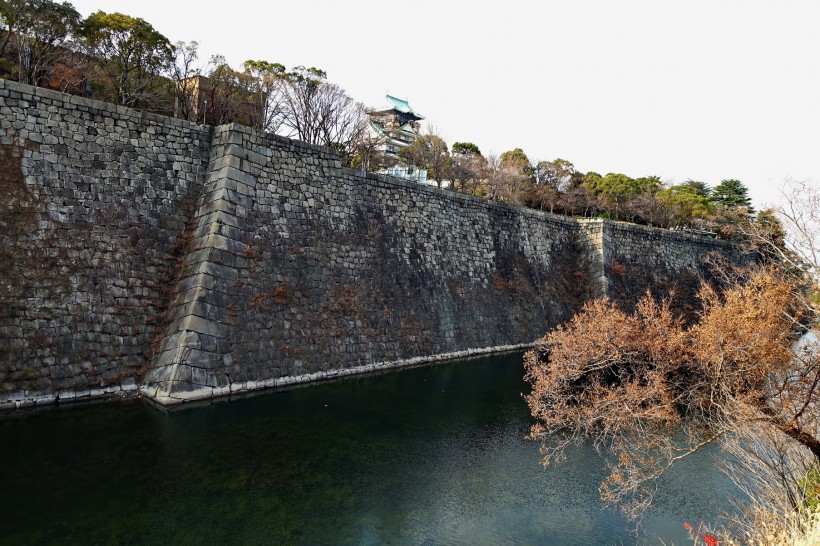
[609,261,627,277]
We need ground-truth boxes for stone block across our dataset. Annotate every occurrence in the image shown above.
[178,316,229,339]
[197,261,239,282]
[191,366,208,386]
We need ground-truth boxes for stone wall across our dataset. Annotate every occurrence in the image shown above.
[599,220,743,311]
[0,79,212,406]
[142,125,589,403]
[0,80,742,408]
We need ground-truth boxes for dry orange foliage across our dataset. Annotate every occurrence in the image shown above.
[525,266,820,519]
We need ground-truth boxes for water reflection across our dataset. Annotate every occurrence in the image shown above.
[0,352,736,545]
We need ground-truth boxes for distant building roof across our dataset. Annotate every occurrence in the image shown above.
[369,94,424,121]
[386,95,422,117]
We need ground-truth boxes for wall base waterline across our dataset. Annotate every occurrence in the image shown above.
[140,343,533,407]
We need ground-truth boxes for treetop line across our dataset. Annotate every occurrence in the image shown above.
[1,0,759,238]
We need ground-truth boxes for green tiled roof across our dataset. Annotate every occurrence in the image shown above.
[387,95,413,113]
[386,95,423,119]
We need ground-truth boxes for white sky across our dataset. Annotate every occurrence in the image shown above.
[69,0,820,207]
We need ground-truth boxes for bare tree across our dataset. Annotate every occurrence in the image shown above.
[183,58,365,165]
[450,148,485,195]
[558,182,597,217]
[199,56,253,125]
[241,59,287,133]
[622,192,673,227]
[171,40,201,121]
[529,159,575,213]
[349,129,385,174]
[721,417,818,540]
[754,180,820,285]
[482,154,528,203]
[313,87,368,154]
[275,66,368,166]
[323,100,370,168]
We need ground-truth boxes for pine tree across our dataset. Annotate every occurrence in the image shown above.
[711,179,754,212]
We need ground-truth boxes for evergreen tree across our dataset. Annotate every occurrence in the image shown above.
[711,179,753,212]
[451,141,481,156]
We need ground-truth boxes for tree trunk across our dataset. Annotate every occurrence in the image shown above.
[775,422,820,462]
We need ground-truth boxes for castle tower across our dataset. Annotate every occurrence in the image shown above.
[367,95,427,183]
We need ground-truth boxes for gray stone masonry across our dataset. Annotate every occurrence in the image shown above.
[0,79,212,408]
[0,80,746,408]
[142,126,252,401]
[600,219,744,308]
[577,219,607,298]
[142,124,590,404]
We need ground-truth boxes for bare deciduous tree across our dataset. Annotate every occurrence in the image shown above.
[482,154,528,203]
[272,67,368,167]
[279,69,350,139]
[201,58,236,124]
[322,100,370,168]
[450,149,485,195]
[241,59,287,133]
[171,40,201,122]
[748,180,820,286]
[349,130,385,174]
[720,417,818,541]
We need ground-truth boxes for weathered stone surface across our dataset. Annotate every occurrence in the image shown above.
[0,79,212,407]
[0,79,745,409]
[146,124,744,404]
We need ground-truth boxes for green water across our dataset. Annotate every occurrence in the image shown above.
[0,353,736,545]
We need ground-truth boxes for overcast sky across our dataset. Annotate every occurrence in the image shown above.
[69,0,820,207]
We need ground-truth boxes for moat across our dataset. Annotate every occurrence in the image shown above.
[0,352,738,545]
